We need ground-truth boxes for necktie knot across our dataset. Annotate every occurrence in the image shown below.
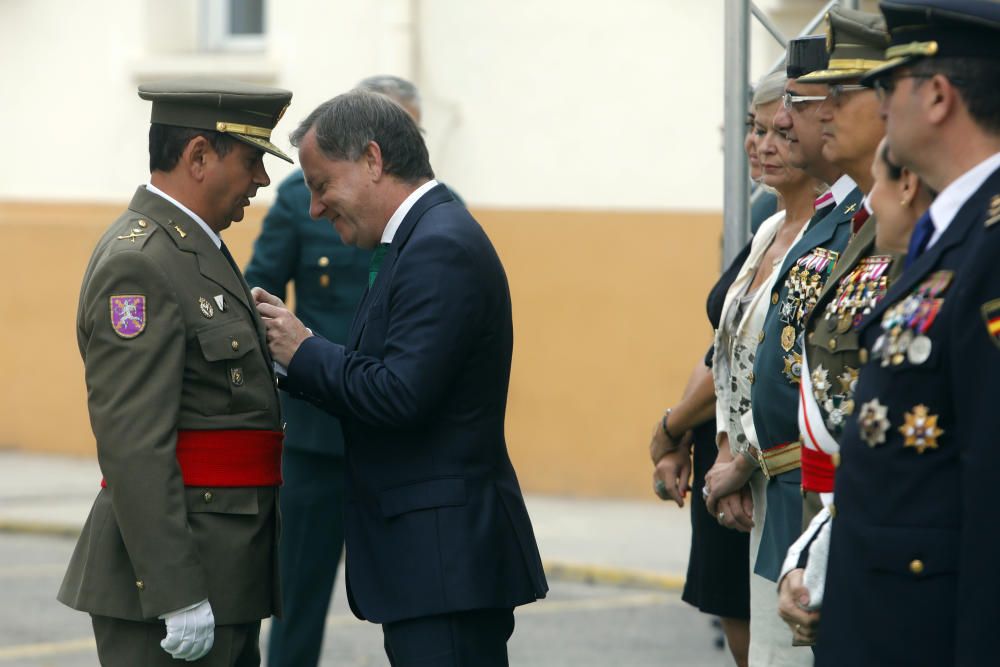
[904,212,934,269]
[369,243,390,288]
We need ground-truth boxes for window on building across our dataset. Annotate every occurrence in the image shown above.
[202,0,266,52]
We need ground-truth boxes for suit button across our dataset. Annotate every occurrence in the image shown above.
[859,348,869,364]
[772,292,779,305]
[828,338,837,351]
[318,256,330,267]
[137,219,148,228]
[909,559,925,575]
[203,491,213,503]
[231,339,240,351]
[135,580,145,591]
[319,275,330,288]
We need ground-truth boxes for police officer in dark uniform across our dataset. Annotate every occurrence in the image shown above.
[818,1,1000,664]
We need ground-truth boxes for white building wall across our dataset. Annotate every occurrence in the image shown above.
[0,0,866,210]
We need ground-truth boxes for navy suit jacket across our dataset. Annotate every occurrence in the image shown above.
[245,172,371,457]
[282,184,548,624]
[818,166,1000,666]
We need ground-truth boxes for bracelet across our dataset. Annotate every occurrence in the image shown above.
[661,408,677,440]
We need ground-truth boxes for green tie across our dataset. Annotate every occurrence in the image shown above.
[369,243,390,288]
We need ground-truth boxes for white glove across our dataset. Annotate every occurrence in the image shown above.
[159,599,215,661]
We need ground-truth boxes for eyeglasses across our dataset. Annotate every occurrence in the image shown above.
[827,84,869,103]
[872,74,932,102]
[782,91,828,110]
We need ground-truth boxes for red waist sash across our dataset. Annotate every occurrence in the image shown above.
[800,444,835,493]
[101,429,283,488]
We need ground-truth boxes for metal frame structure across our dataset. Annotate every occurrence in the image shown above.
[722,0,859,266]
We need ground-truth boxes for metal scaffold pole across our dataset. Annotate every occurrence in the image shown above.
[722,1,750,267]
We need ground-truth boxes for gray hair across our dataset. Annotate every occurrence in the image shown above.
[752,71,787,109]
[290,89,434,182]
[356,74,421,111]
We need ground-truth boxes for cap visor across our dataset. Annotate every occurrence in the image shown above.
[859,56,914,86]
[797,67,875,83]
[231,133,294,164]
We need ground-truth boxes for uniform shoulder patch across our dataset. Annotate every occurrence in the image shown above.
[110,295,147,339]
[981,298,1000,349]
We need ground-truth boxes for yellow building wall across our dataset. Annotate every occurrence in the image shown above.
[0,201,721,499]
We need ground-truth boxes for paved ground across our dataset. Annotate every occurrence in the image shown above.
[0,532,734,667]
[0,451,738,666]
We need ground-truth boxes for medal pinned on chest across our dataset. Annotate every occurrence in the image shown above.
[873,271,951,366]
[824,255,893,334]
[199,296,215,319]
[779,248,839,352]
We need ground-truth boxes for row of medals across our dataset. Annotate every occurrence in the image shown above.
[815,255,893,432]
[871,270,952,367]
[778,250,837,385]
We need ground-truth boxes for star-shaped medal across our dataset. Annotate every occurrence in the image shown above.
[811,365,831,402]
[858,399,890,447]
[899,404,943,454]
[838,367,858,395]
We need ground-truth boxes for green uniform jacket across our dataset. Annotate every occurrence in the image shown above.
[749,186,861,581]
[799,217,904,524]
[58,187,283,625]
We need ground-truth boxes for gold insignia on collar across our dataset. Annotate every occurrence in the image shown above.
[899,404,943,454]
[173,224,188,238]
[844,203,858,214]
[117,230,147,243]
[986,195,1000,228]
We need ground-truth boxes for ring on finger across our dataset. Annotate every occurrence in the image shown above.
[701,485,710,499]
[717,510,725,523]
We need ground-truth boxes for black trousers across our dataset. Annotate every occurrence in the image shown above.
[382,608,515,667]
[91,615,260,666]
[267,450,346,667]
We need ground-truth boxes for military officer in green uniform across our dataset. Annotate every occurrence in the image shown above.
[770,8,935,649]
[58,79,293,666]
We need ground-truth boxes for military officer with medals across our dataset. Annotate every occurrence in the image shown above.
[58,79,293,666]
[707,25,863,591]
[815,1,1000,665]
[771,8,937,649]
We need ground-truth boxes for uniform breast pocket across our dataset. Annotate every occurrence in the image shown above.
[195,321,267,415]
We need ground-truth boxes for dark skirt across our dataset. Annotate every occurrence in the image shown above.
[681,420,751,619]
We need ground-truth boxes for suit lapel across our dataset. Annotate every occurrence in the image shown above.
[345,184,455,350]
[822,216,876,301]
[772,189,859,289]
[129,187,254,316]
[127,187,273,367]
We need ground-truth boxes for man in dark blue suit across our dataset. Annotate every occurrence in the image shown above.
[816,1,1000,665]
[245,74,457,667]
[254,89,547,666]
